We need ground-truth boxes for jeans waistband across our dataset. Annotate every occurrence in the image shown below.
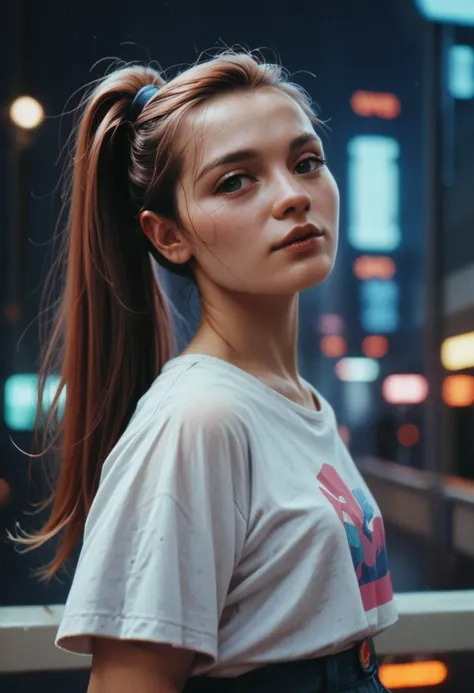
[184,638,378,693]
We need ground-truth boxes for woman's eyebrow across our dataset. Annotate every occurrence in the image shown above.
[195,131,321,183]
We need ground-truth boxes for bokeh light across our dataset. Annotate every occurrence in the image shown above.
[443,375,474,407]
[320,335,347,358]
[442,331,474,370]
[318,313,344,335]
[379,660,448,689]
[353,255,396,280]
[9,95,45,130]
[0,478,12,508]
[362,335,389,358]
[336,357,380,382]
[397,424,420,447]
[383,374,428,404]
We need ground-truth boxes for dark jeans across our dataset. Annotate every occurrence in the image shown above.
[183,639,391,693]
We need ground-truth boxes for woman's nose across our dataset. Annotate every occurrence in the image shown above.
[272,176,312,220]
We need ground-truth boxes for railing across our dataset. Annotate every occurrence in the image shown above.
[1,593,474,673]
[359,457,474,558]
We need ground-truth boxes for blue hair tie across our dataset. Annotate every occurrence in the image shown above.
[130,84,159,122]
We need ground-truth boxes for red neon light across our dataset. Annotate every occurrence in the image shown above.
[351,91,401,119]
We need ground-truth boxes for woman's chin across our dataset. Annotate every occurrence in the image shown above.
[285,255,336,292]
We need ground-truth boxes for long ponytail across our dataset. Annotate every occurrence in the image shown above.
[10,68,174,581]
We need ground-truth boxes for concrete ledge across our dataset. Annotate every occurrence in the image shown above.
[1,593,474,673]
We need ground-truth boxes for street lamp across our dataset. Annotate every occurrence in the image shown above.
[9,96,44,131]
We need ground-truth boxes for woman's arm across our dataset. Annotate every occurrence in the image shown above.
[87,637,196,693]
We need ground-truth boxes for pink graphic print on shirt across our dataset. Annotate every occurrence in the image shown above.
[317,463,393,611]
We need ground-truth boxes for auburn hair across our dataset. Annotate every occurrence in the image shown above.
[8,51,318,581]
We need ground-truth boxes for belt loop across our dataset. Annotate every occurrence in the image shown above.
[325,653,339,693]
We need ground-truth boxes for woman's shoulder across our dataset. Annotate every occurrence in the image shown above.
[131,354,252,435]
[101,355,252,489]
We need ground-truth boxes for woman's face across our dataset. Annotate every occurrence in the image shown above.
[175,87,339,296]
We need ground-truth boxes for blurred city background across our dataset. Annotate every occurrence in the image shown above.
[1,0,474,691]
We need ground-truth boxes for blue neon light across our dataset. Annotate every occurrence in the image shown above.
[4,373,65,431]
[449,45,474,99]
[348,136,401,252]
[415,0,474,26]
[360,279,399,333]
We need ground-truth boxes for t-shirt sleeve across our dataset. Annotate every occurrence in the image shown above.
[55,396,250,666]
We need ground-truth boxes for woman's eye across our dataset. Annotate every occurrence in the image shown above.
[295,156,326,175]
[216,174,253,195]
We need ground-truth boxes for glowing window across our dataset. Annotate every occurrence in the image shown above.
[449,45,474,99]
[348,136,401,252]
[415,0,474,26]
[360,279,399,333]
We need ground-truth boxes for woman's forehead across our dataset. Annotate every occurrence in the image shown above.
[178,88,314,173]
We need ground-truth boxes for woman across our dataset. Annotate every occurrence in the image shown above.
[11,52,396,692]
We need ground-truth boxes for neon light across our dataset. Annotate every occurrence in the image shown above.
[442,331,474,370]
[4,374,65,431]
[320,335,347,358]
[382,374,429,404]
[335,358,380,382]
[415,0,474,26]
[348,136,401,251]
[380,660,448,689]
[350,91,401,119]
[443,375,474,406]
[360,279,399,333]
[362,335,389,358]
[449,45,474,99]
[353,256,396,280]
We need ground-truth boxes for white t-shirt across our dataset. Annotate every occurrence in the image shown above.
[55,354,398,677]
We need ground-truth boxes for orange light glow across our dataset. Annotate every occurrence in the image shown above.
[379,661,448,689]
[350,90,401,119]
[382,374,428,404]
[362,335,389,358]
[353,256,396,280]
[443,375,474,407]
[397,424,420,447]
[320,335,347,358]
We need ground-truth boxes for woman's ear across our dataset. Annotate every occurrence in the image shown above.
[139,210,193,267]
